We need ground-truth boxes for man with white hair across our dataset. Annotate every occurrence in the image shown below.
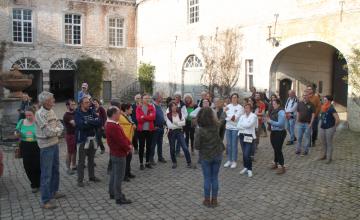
[35,91,65,209]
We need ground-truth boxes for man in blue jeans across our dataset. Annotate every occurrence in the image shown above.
[150,92,167,164]
[285,90,298,145]
[35,91,65,209]
[296,92,315,156]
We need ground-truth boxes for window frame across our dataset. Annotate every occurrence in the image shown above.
[12,8,33,44]
[188,0,199,24]
[107,16,126,48]
[245,59,254,91]
[64,13,82,46]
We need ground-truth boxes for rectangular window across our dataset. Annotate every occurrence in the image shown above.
[188,0,199,24]
[109,18,124,48]
[245,59,254,91]
[12,9,33,43]
[64,14,81,45]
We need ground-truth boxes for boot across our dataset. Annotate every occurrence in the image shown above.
[270,163,278,170]
[277,166,286,175]
[203,198,211,207]
[211,197,218,207]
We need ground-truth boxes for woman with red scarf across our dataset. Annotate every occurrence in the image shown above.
[318,95,340,164]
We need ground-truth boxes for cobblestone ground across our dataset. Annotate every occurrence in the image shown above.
[1,129,359,220]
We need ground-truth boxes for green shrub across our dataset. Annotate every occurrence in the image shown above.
[138,63,155,94]
[76,57,105,98]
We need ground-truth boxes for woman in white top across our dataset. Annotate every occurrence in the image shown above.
[166,101,193,169]
[224,93,244,169]
[237,103,258,177]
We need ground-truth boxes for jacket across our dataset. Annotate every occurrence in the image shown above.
[225,104,244,130]
[136,104,156,131]
[166,112,185,130]
[105,120,131,157]
[153,102,166,128]
[35,106,63,148]
[118,114,135,141]
[237,112,258,139]
[194,125,225,161]
[74,108,101,144]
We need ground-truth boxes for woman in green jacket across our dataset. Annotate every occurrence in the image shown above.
[195,107,225,208]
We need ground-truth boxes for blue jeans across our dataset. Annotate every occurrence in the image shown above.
[286,117,296,141]
[296,123,311,153]
[40,144,60,204]
[150,127,164,160]
[226,129,239,162]
[239,134,253,170]
[201,155,222,198]
[168,129,191,164]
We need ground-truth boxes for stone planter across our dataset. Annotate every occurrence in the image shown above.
[0,67,32,99]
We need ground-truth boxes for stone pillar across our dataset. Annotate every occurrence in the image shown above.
[42,70,50,92]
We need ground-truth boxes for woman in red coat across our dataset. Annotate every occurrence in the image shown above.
[136,93,156,170]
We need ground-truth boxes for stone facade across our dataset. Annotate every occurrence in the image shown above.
[0,0,137,100]
[136,0,360,131]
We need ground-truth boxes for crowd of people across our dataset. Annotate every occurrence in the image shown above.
[12,82,340,209]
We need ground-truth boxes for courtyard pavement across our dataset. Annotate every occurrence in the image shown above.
[0,128,359,220]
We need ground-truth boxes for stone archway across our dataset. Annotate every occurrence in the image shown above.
[50,58,77,101]
[269,41,348,112]
[181,55,204,99]
[11,57,42,101]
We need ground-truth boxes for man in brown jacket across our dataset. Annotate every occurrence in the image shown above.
[307,85,321,147]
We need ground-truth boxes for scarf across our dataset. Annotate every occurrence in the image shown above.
[321,102,331,113]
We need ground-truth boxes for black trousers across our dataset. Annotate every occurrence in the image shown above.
[125,152,132,177]
[95,128,105,151]
[270,130,287,166]
[138,131,153,164]
[132,130,139,151]
[184,121,195,152]
[20,141,41,188]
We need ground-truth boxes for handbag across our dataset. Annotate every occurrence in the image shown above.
[243,135,253,143]
[15,145,22,159]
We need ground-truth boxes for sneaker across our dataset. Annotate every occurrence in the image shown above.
[67,169,75,175]
[123,177,130,182]
[72,166,77,171]
[187,163,193,168]
[31,188,39,193]
[140,164,145,170]
[230,162,237,169]
[224,161,232,168]
[128,173,136,178]
[150,160,157,166]
[294,137,297,142]
[77,182,85,187]
[172,163,177,169]
[158,158,167,163]
[42,202,56,210]
[286,141,294,145]
[116,198,132,205]
[247,170,253,177]
[295,151,301,155]
[239,168,248,175]
[89,177,101,182]
[53,192,66,199]
[110,195,114,200]
[325,159,332,164]
[145,163,153,169]
[301,152,308,157]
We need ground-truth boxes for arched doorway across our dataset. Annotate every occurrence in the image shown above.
[270,41,348,112]
[50,58,76,101]
[12,57,42,101]
[181,55,204,99]
[279,78,292,105]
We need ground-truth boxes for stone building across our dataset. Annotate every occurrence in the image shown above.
[0,0,137,101]
[136,0,360,131]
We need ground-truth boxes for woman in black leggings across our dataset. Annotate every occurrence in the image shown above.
[267,98,287,174]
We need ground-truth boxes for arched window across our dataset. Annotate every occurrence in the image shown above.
[12,57,41,70]
[183,55,203,69]
[50,58,76,70]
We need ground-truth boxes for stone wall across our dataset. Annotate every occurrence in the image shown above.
[136,0,360,131]
[0,0,137,100]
